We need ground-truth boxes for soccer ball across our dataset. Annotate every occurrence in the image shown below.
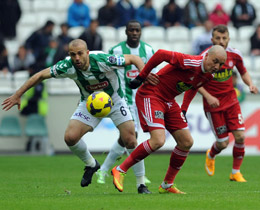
[86,91,113,117]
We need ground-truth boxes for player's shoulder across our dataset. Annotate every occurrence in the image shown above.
[225,46,243,58]
[109,41,126,53]
[140,40,153,49]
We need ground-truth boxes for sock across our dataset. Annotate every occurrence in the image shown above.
[100,141,125,171]
[69,138,96,167]
[127,148,146,187]
[209,142,221,159]
[232,142,245,172]
[120,140,154,172]
[163,146,189,185]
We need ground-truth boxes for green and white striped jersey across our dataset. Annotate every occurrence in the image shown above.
[109,41,155,105]
[50,51,126,102]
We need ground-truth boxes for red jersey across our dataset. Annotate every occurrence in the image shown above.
[200,46,247,112]
[138,49,214,101]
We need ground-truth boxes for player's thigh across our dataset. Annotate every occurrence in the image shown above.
[164,101,188,132]
[135,94,167,132]
[205,111,229,142]
[225,103,245,131]
[109,98,133,126]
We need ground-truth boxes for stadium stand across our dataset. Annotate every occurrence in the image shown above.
[0,115,22,136]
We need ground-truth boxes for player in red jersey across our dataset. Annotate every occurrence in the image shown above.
[111,45,227,194]
[181,25,258,182]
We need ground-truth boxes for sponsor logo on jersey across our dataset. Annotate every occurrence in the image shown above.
[176,81,193,93]
[213,68,232,82]
[126,70,139,79]
[155,110,164,119]
[86,81,109,91]
[216,125,227,135]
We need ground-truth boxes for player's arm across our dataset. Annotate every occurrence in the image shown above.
[198,87,220,108]
[129,49,173,89]
[241,72,258,94]
[1,68,52,111]
[181,89,199,113]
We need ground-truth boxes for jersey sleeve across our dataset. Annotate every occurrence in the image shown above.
[139,49,176,79]
[181,89,199,112]
[95,53,126,71]
[235,53,247,76]
[50,58,73,78]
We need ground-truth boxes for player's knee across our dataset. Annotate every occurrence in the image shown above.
[217,140,229,150]
[235,133,245,144]
[150,137,165,150]
[122,135,137,149]
[64,130,79,146]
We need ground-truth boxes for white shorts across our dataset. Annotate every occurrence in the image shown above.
[71,98,133,131]
[128,104,140,132]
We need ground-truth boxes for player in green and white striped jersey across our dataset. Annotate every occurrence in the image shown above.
[96,20,157,194]
[2,39,154,189]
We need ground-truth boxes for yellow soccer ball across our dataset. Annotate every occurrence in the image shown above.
[86,91,113,117]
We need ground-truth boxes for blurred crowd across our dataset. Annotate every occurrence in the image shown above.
[0,0,260,75]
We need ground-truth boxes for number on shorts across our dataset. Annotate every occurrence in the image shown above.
[120,106,127,116]
[238,114,244,124]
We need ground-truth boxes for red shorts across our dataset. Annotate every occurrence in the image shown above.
[135,93,188,133]
[205,103,245,142]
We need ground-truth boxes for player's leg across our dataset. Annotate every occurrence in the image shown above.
[111,95,166,192]
[205,111,229,176]
[159,106,191,194]
[96,138,126,184]
[229,104,246,182]
[66,100,101,187]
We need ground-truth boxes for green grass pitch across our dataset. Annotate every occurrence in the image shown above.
[0,153,259,210]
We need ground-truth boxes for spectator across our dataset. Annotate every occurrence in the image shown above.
[25,20,55,61]
[55,23,73,62]
[192,20,213,55]
[250,23,260,56]
[0,0,21,39]
[67,0,91,28]
[79,19,103,51]
[209,3,230,26]
[183,0,208,28]
[13,45,35,72]
[135,0,158,27]
[115,0,136,28]
[0,42,10,74]
[231,0,256,28]
[161,0,183,28]
[98,0,118,27]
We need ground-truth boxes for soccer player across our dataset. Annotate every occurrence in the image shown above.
[111,45,227,194]
[96,20,156,194]
[181,25,258,182]
[1,39,158,188]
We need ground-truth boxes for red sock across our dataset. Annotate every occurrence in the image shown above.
[233,143,245,170]
[164,147,189,184]
[120,140,154,172]
[209,142,221,158]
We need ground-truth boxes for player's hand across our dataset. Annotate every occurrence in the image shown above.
[1,95,21,111]
[206,95,219,108]
[129,75,144,89]
[249,85,258,94]
[144,73,159,86]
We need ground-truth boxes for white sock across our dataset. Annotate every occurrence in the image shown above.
[126,148,146,187]
[100,141,125,171]
[69,138,95,167]
[161,181,172,189]
[232,169,240,174]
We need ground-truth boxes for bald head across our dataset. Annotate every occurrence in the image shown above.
[69,39,88,51]
[208,45,227,60]
[204,45,227,74]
